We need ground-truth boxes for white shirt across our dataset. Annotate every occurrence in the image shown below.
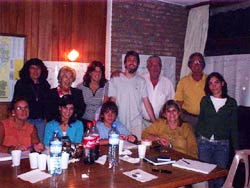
[210,96,227,112]
[142,73,175,120]
[108,74,148,140]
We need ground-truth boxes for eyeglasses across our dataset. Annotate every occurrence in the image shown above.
[15,106,29,111]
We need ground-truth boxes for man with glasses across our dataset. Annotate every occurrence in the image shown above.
[175,52,207,128]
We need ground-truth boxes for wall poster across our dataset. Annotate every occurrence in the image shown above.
[0,34,25,102]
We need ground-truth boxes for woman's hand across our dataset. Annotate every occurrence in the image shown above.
[158,138,170,147]
[15,144,27,151]
[127,135,136,143]
[34,143,45,153]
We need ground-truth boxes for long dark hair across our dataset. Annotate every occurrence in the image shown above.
[19,58,48,82]
[55,95,77,125]
[83,61,107,88]
[204,72,228,98]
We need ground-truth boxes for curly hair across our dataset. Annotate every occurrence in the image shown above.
[57,66,76,83]
[83,61,107,88]
[19,58,48,82]
[204,72,228,98]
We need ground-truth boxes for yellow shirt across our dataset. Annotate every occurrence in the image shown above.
[142,119,198,158]
[175,74,207,115]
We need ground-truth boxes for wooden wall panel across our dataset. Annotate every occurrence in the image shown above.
[0,0,106,62]
[0,0,107,119]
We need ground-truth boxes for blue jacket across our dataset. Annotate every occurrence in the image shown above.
[44,120,84,146]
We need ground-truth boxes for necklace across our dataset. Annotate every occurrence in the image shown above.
[31,83,40,101]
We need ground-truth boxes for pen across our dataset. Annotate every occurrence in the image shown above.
[182,158,190,164]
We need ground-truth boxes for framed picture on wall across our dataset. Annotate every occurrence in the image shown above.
[0,34,26,102]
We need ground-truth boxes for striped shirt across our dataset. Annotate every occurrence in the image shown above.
[77,83,108,121]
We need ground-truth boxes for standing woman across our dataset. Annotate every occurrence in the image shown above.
[77,61,108,125]
[196,72,238,188]
[46,66,85,121]
[12,58,50,142]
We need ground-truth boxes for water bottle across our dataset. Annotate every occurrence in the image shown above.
[49,130,62,176]
[83,122,96,164]
[108,123,120,168]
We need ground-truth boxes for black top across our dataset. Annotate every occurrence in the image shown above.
[12,79,51,119]
[46,87,85,121]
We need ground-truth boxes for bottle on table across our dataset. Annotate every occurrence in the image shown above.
[108,123,120,168]
[82,122,96,164]
[90,120,100,160]
[49,130,62,176]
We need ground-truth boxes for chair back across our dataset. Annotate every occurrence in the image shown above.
[223,149,250,188]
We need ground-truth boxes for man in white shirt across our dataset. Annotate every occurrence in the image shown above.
[109,51,156,140]
[142,55,175,128]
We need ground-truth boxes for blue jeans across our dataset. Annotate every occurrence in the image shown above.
[28,118,46,143]
[198,137,229,188]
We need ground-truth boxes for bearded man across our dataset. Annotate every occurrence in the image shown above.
[108,51,155,140]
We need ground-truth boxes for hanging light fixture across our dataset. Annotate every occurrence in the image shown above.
[67,49,79,62]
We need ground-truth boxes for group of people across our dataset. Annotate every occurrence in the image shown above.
[0,51,238,188]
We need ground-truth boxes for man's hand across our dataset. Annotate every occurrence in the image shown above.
[111,70,123,77]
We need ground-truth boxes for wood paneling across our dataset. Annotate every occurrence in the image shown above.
[0,0,107,62]
[0,0,107,119]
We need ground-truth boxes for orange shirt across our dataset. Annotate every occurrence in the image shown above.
[1,117,39,148]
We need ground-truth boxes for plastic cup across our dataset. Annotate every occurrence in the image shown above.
[119,140,124,155]
[11,150,21,166]
[29,152,39,169]
[38,154,47,171]
[138,144,147,159]
[61,152,70,169]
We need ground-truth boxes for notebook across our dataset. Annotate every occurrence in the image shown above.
[172,158,217,174]
[143,155,176,166]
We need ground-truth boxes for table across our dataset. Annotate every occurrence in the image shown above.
[0,146,228,188]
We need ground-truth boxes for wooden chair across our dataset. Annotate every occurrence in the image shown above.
[223,149,250,188]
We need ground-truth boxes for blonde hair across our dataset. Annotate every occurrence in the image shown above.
[57,66,76,83]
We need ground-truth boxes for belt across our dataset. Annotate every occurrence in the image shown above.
[200,135,228,143]
[182,109,198,118]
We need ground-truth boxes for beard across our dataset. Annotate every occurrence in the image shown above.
[125,64,138,74]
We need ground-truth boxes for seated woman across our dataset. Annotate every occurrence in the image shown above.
[46,66,85,121]
[44,95,84,146]
[96,101,137,145]
[0,97,44,153]
[142,100,197,158]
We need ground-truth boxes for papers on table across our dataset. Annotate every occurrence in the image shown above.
[0,153,12,161]
[0,151,29,162]
[172,158,217,174]
[123,169,158,182]
[95,155,107,165]
[143,156,176,166]
[120,155,140,164]
[17,169,51,183]
[123,141,138,149]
